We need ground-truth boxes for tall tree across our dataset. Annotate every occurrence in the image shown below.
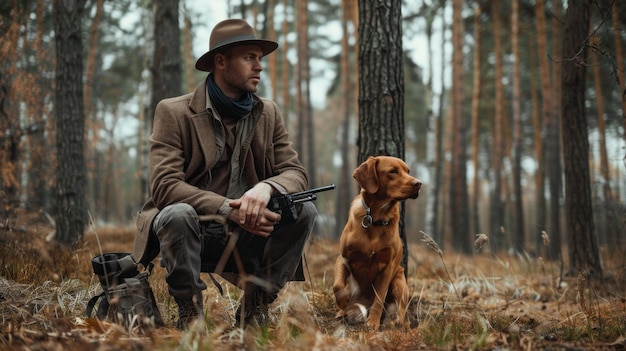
[561,0,602,278]
[280,0,290,131]
[450,0,469,253]
[613,2,626,144]
[181,4,195,93]
[529,35,547,256]
[536,0,561,259]
[295,0,315,187]
[357,0,407,270]
[511,0,524,253]
[53,0,88,244]
[84,0,103,218]
[470,4,482,237]
[0,2,26,212]
[549,0,564,264]
[27,0,53,211]
[590,24,620,252]
[150,0,182,127]
[490,0,505,251]
[423,1,438,236]
[266,0,278,101]
[335,0,356,237]
[430,0,447,245]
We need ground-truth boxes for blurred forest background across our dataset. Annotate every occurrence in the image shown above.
[0,0,624,276]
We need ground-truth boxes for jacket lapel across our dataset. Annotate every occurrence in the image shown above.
[189,80,223,171]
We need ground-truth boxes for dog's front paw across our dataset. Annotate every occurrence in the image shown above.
[343,304,367,325]
[366,318,380,331]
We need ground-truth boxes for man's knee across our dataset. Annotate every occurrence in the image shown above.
[153,203,198,235]
[299,202,318,224]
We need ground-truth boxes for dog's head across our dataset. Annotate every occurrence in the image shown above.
[353,156,422,201]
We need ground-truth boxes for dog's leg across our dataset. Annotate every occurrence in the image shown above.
[367,267,396,330]
[333,256,352,318]
[388,267,409,327]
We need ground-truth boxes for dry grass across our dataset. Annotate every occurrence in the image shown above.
[1,211,626,350]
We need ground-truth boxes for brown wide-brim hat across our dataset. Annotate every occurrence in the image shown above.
[195,19,278,72]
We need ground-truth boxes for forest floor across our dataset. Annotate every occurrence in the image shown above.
[1,210,626,350]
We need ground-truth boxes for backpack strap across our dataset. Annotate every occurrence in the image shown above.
[86,291,109,320]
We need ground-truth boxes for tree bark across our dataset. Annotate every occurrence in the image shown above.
[335,0,355,237]
[590,29,619,253]
[511,0,525,253]
[528,37,547,256]
[491,0,505,251]
[561,0,602,278]
[27,0,51,211]
[536,0,561,262]
[294,0,315,187]
[150,0,182,127]
[182,5,195,93]
[431,0,447,246]
[612,2,626,143]
[84,0,103,219]
[357,0,408,271]
[280,0,290,130]
[267,0,277,102]
[470,4,482,238]
[53,0,88,244]
[450,0,470,253]
[549,0,564,265]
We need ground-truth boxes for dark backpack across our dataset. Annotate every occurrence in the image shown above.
[86,253,164,328]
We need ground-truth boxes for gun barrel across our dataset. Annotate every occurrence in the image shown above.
[290,184,336,198]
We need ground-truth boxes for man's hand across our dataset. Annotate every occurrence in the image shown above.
[228,183,281,237]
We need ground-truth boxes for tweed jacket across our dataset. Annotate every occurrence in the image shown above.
[133,79,308,265]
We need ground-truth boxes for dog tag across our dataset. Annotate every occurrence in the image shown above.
[361,215,373,229]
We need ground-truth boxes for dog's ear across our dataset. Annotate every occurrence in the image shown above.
[353,156,379,194]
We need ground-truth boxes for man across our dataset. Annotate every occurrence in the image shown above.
[133,19,317,330]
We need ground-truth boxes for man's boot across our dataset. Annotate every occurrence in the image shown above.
[175,292,204,330]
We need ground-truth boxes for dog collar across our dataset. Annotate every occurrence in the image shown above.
[361,199,391,228]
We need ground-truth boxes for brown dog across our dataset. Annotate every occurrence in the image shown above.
[333,156,422,330]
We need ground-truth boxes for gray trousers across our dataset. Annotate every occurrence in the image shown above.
[152,202,317,300]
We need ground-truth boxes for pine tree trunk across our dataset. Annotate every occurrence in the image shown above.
[27,0,51,211]
[182,6,195,93]
[84,0,103,218]
[424,5,436,236]
[150,0,182,127]
[335,0,355,238]
[267,0,277,101]
[470,5,482,237]
[609,0,625,251]
[529,10,547,256]
[613,2,626,142]
[490,0,505,251]
[561,0,602,278]
[511,0,525,253]
[549,0,564,265]
[590,33,619,252]
[53,0,88,244]
[357,0,408,270]
[280,0,290,130]
[431,1,447,245]
[450,0,470,253]
[536,0,561,264]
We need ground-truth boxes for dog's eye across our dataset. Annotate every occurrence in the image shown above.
[390,168,398,174]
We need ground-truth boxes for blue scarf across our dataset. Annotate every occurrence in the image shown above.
[207,74,255,119]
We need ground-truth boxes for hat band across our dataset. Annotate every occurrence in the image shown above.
[211,34,259,50]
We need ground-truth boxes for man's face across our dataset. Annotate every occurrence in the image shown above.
[216,45,264,99]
